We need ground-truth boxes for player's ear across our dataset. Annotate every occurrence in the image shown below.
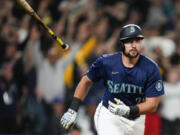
[116,39,124,52]
[119,41,125,52]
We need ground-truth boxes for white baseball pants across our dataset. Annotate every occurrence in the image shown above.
[94,102,145,135]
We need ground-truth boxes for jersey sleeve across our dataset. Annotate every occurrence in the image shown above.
[86,56,105,82]
[145,64,165,97]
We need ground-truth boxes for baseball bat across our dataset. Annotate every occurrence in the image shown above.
[17,0,69,50]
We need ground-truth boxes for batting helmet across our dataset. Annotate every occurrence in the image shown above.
[119,24,144,51]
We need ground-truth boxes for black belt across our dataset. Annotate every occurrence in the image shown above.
[102,102,140,120]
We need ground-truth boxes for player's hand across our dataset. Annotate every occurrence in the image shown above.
[60,108,77,130]
[108,98,130,116]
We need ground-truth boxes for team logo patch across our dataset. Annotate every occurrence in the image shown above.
[130,26,135,33]
[155,80,163,91]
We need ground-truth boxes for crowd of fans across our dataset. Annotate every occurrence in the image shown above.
[0,0,180,135]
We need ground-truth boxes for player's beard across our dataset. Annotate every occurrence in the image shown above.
[123,49,139,58]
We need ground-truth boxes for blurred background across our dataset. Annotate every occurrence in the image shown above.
[0,0,180,135]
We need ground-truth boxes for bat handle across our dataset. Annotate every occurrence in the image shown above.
[48,30,69,50]
[56,37,69,49]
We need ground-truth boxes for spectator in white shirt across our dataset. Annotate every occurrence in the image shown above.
[160,68,180,135]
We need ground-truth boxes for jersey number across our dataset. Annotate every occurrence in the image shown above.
[135,97,145,104]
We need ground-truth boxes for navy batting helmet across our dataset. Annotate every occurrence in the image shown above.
[119,24,144,51]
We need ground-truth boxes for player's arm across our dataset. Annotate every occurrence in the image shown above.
[73,75,94,101]
[60,56,104,130]
[137,96,162,114]
[60,75,93,129]
[70,75,94,111]
[137,65,164,114]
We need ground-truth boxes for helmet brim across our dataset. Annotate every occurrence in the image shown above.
[120,35,144,41]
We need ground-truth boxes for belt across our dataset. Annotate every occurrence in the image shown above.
[102,102,139,121]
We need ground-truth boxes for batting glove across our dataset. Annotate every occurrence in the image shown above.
[108,98,130,116]
[60,108,77,130]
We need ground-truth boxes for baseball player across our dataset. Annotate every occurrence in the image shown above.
[60,24,164,135]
